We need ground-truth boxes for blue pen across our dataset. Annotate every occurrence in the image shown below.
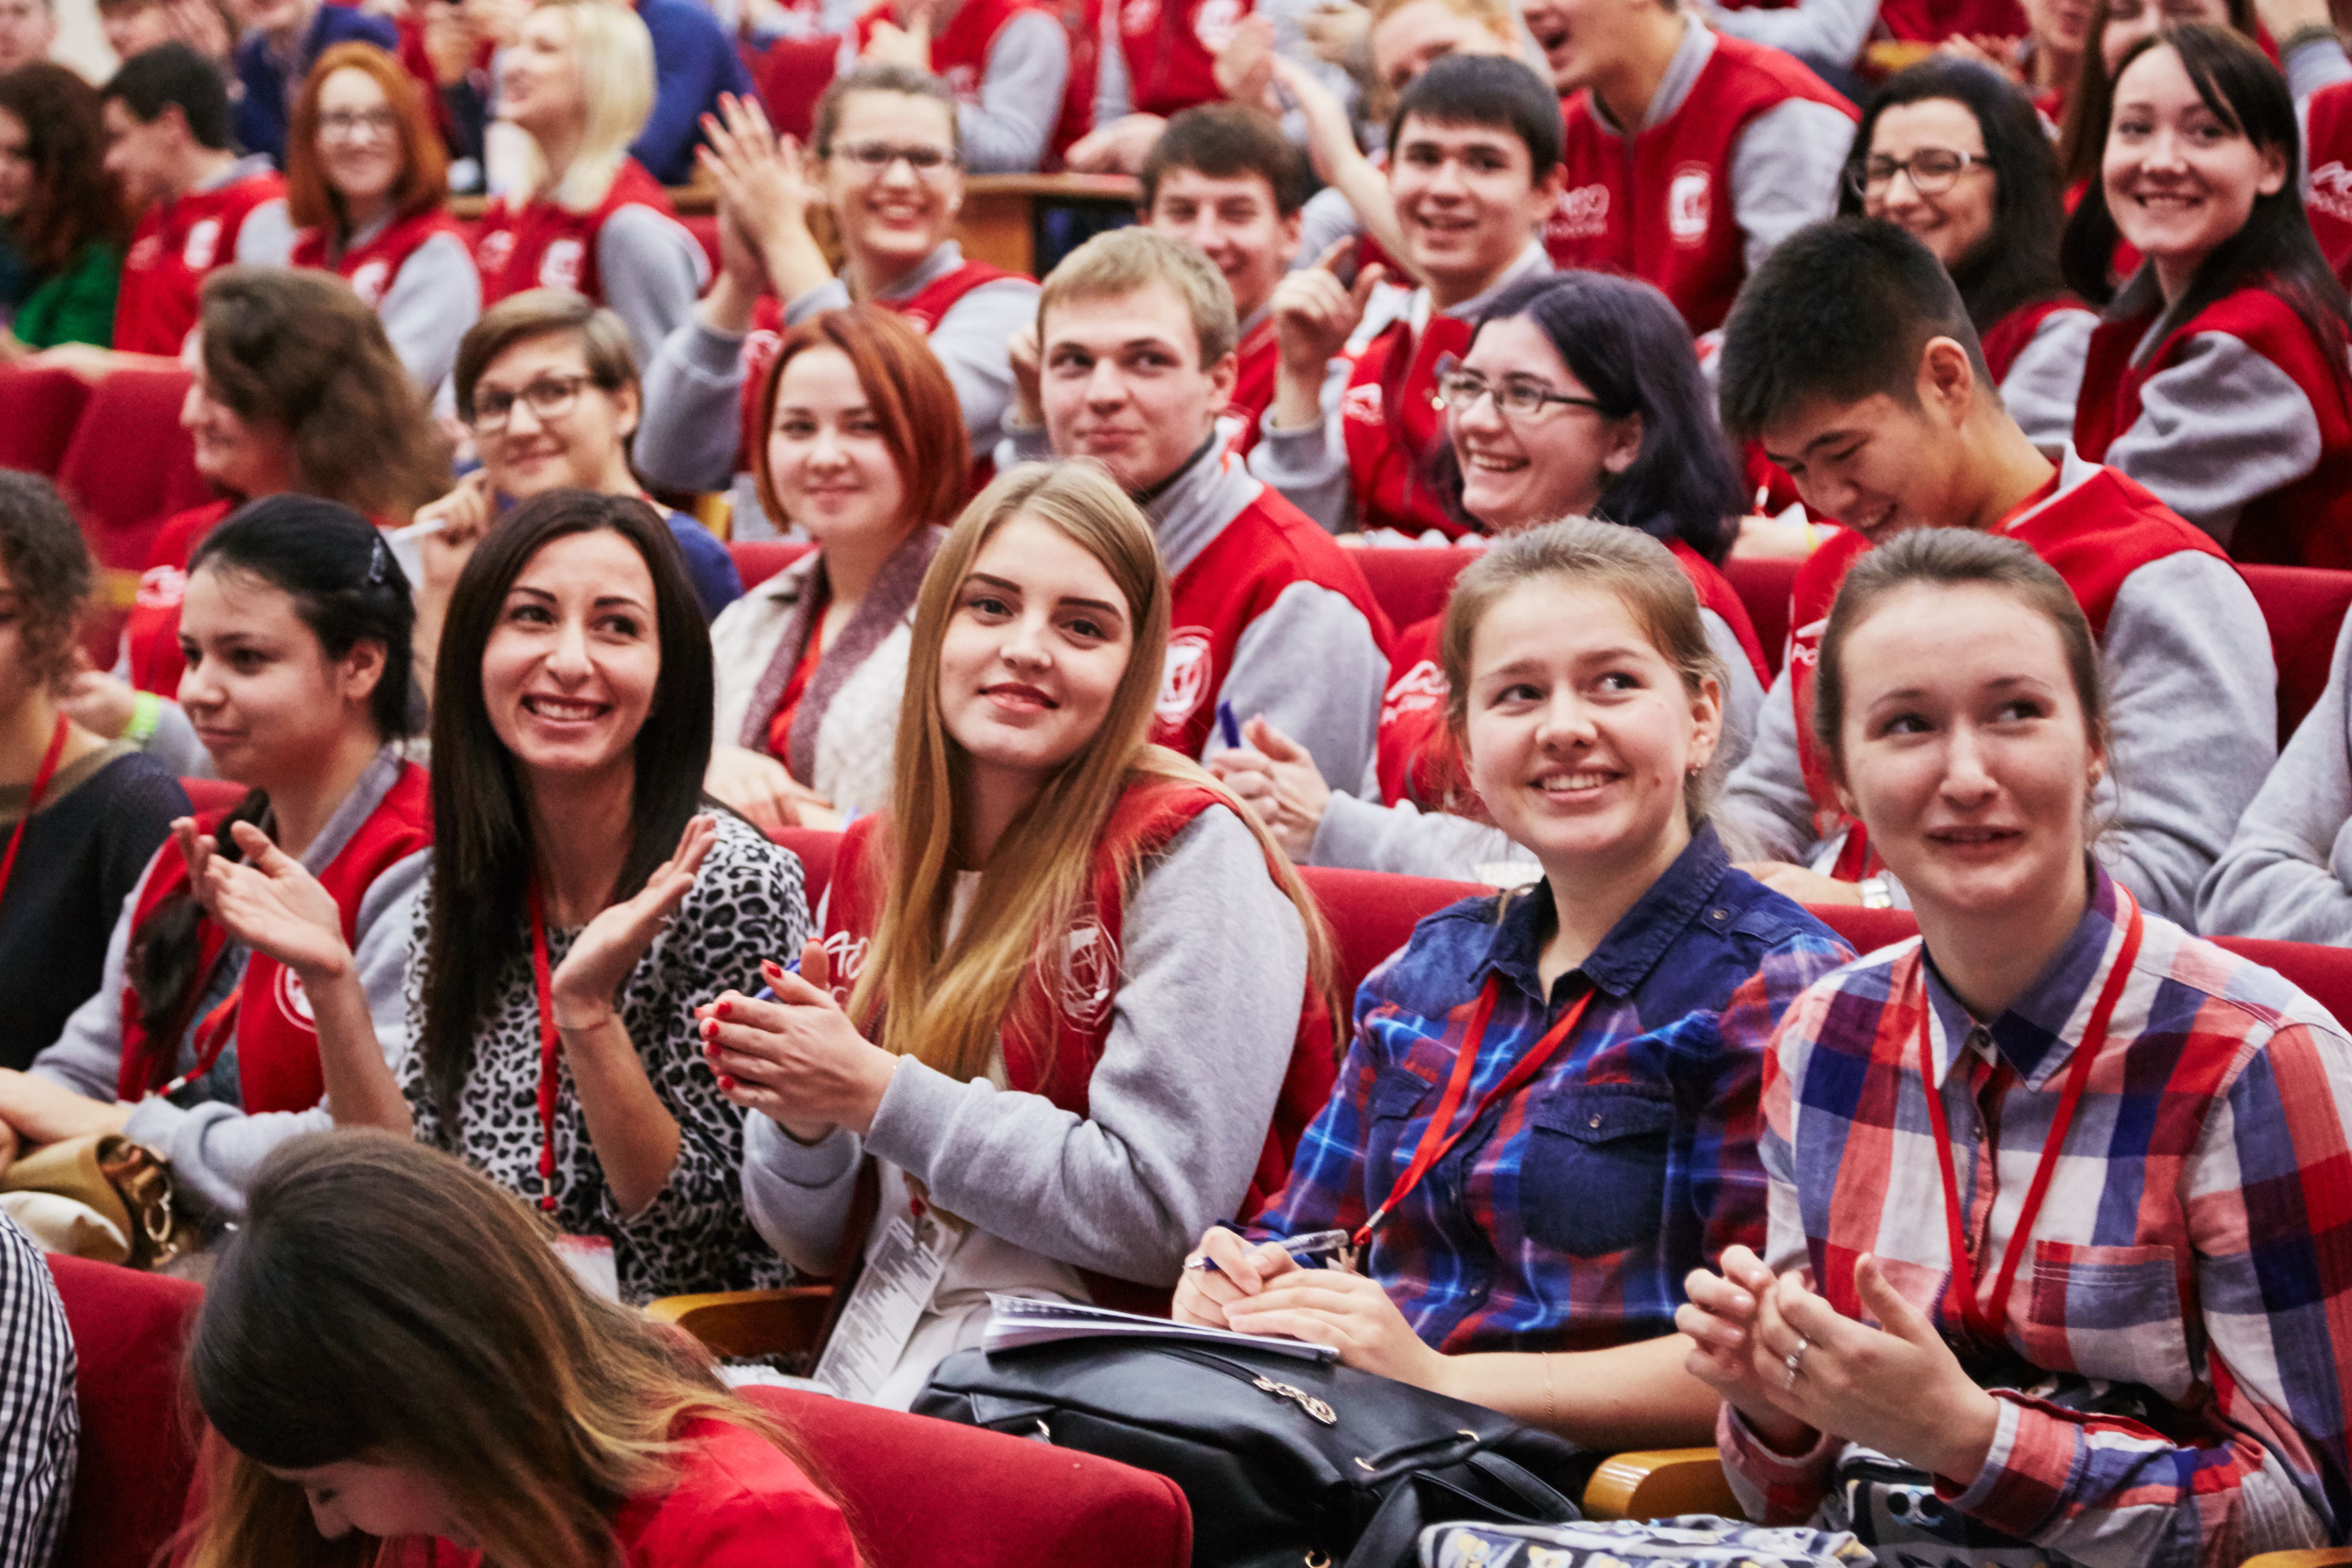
[1216,699,1242,750]
[751,953,802,1002]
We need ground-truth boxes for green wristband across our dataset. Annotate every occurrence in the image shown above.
[124,691,162,745]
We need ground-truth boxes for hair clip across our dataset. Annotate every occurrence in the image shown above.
[368,534,391,586]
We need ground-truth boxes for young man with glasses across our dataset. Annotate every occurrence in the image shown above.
[635,67,1038,533]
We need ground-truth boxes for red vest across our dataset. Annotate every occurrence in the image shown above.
[113,170,288,355]
[1114,0,1248,117]
[1224,313,1278,457]
[821,776,1338,1237]
[1549,38,1853,335]
[116,763,433,1112]
[1342,310,1472,538]
[1152,469,1394,760]
[122,501,234,698]
[2073,286,2352,570]
[1046,0,1102,162]
[853,0,1032,100]
[1977,297,2086,386]
[2307,82,2352,284]
[289,207,465,308]
[474,159,678,306]
[1374,538,1767,807]
[1786,467,2228,878]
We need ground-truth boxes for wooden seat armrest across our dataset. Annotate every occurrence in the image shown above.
[2239,1553,2352,1568]
[1581,1448,1739,1522]
[644,1285,835,1360]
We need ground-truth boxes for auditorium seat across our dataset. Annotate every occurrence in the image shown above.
[53,367,210,574]
[751,34,844,143]
[770,824,840,902]
[731,539,815,593]
[1298,863,1480,1001]
[2241,565,2352,744]
[180,777,249,816]
[1348,543,1478,631]
[0,365,94,479]
[47,1255,204,1568]
[1723,555,1800,678]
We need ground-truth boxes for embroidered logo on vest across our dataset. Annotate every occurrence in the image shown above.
[127,234,162,272]
[821,929,869,1005]
[1341,381,1384,425]
[1194,0,1244,50]
[1157,626,1214,726]
[276,964,317,1028]
[1667,164,1711,246]
[183,218,223,270]
[1058,918,1118,1028]
[135,563,188,611]
[349,259,393,306]
[2314,160,2352,222]
[1121,0,1158,30]
[1552,182,1609,241]
[477,227,516,277]
[539,237,586,293]
[1380,658,1447,726]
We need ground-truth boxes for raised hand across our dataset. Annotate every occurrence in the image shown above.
[58,666,139,741]
[1007,322,1043,427]
[1065,113,1169,175]
[1271,238,1387,383]
[697,939,898,1137]
[1173,1224,1303,1328]
[1205,714,1331,861]
[550,815,717,1028]
[1215,14,1281,113]
[415,471,496,593]
[860,14,931,69]
[190,819,356,981]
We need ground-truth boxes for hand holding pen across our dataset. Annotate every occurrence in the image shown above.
[1171,1223,1352,1332]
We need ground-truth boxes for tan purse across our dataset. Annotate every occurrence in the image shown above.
[0,1134,196,1269]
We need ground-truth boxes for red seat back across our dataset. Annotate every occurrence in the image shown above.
[1724,555,1801,679]
[2241,565,2352,743]
[47,1255,204,1568]
[681,212,724,282]
[0,365,95,478]
[1298,863,1483,1004]
[741,1385,1190,1568]
[731,539,816,592]
[55,369,210,572]
[753,35,845,143]
[1348,545,1479,632]
[180,777,249,816]
[769,825,841,907]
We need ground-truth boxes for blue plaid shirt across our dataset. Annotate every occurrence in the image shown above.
[1250,825,1852,1354]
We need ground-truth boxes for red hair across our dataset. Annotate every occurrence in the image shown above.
[284,43,447,234]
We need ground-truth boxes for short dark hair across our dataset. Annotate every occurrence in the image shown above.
[1139,103,1311,216]
[101,41,230,150]
[1386,53,1562,180]
[1717,217,1985,443]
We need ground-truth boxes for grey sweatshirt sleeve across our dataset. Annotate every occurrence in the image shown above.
[234,198,295,266]
[1704,606,1764,775]
[2288,34,2352,100]
[2097,552,2276,926]
[1215,579,1386,793]
[960,10,1068,174]
[375,232,481,396]
[596,206,711,371]
[1703,0,1874,71]
[1309,790,1532,879]
[1246,360,1354,530]
[1715,664,1820,867]
[2199,612,2352,941]
[1093,2,1130,126]
[760,806,1305,1284]
[637,316,750,493]
[919,278,1038,452]
[1291,186,1365,270]
[2099,330,2326,548]
[1999,308,2095,452]
[139,701,212,778]
[1727,99,1856,274]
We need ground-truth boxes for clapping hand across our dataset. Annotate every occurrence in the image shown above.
[184,818,354,982]
[698,939,898,1138]
[549,816,717,1029]
[1206,714,1330,861]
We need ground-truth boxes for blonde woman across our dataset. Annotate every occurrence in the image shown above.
[472,0,708,366]
[700,461,1338,1410]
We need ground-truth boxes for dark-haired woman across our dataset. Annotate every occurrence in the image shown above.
[2063,24,2352,566]
[0,473,184,1072]
[183,1130,858,1568]
[0,63,126,353]
[1844,60,2094,449]
[200,491,805,1302]
[1,499,427,1218]
[1213,271,1771,882]
[66,266,449,774]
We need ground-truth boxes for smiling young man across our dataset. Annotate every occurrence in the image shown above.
[1002,227,1391,791]
[1711,218,2273,924]
[1252,53,1563,534]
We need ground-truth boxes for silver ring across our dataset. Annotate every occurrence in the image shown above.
[1781,1336,1810,1391]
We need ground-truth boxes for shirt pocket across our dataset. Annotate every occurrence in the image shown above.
[1522,1087,1678,1259]
[2022,1241,2195,1399]
[1363,1066,1437,1202]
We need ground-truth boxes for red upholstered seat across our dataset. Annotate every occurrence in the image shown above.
[1724,555,1801,679]
[739,1384,1190,1568]
[179,777,249,816]
[730,539,816,593]
[2242,565,2352,744]
[54,368,210,573]
[0,365,95,478]
[769,825,840,904]
[1348,544,1479,632]
[752,35,845,143]
[682,212,724,281]
[47,1255,204,1568]
[1297,863,1483,1001]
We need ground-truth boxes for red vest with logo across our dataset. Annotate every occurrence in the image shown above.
[1342,310,1472,537]
[1224,313,1278,457]
[1977,296,2086,386]
[853,0,1033,99]
[821,777,1338,1251]
[113,170,288,355]
[1152,469,1393,760]
[2307,82,2352,282]
[2073,285,2352,570]
[1548,38,1853,335]
[1374,538,1768,807]
[1786,467,2228,878]
[289,207,465,309]
[115,763,433,1112]
[122,501,235,698]
[474,159,677,306]
[1114,0,1249,117]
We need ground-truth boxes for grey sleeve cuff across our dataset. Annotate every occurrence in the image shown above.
[375,232,481,396]
[2101,330,2326,546]
[1309,789,1530,881]
[638,316,754,492]
[1714,665,1821,867]
[596,209,709,370]
[140,701,212,777]
[959,11,1068,173]
[1219,581,1386,792]
[1246,408,1352,531]
[1998,309,2095,453]
[924,279,1036,447]
[741,1111,863,1275]
[1728,100,1855,273]
[781,277,855,327]
[2288,33,2352,99]
[233,199,295,266]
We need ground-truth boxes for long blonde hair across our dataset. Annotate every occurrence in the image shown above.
[847,461,1339,1081]
[531,0,655,211]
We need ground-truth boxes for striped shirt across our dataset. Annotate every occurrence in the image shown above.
[1249,824,1850,1353]
[0,1214,73,1568]
[1722,868,2352,1567]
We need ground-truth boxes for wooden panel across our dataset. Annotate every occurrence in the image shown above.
[1581,1448,1742,1523]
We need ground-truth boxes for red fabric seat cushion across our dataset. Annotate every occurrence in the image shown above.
[731,540,816,593]
[0,366,94,479]
[55,369,211,570]
[47,1255,204,1568]
[1725,555,1801,679]
[1349,546,1479,634]
[2242,565,2352,744]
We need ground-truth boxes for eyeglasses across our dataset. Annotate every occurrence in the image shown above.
[472,373,594,431]
[832,140,960,175]
[1849,148,1989,198]
[318,107,401,141]
[1433,357,1607,420]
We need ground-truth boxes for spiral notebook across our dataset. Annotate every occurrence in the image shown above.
[981,1294,1340,1362]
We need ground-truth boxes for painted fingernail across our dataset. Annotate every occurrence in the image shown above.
[701,1020,719,1040]
[718,1075,736,1091]
[714,1000,731,1018]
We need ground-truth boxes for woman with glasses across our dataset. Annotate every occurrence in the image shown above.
[1841,60,2094,451]
[634,67,1037,518]
[1212,270,1771,881]
[0,63,126,353]
[282,43,479,398]
[471,0,706,369]
[412,292,740,687]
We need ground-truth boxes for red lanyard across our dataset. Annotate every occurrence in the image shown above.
[0,713,69,916]
[1354,978,1596,1250]
[527,881,562,1213]
[1917,898,2144,1345]
[155,991,242,1099]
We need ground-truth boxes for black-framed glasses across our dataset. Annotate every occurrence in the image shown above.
[318,107,401,141]
[472,373,594,432]
[1848,147,1989,198]
[1433,355,1607,420]
[833,140,960,175]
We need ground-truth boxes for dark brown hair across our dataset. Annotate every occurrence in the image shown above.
[452,289,637,425]
[0,471,92,693]
[2056,0,2257,185]
[0,63,127,275]
[284,42,447,234]
[750,305,970,536]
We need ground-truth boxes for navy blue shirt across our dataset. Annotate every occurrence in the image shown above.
[234,1,401,166]
[665,513,743,622]
[630,0,755,186]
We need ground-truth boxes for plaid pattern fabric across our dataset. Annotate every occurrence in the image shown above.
[1721,867,2352,1568]
[1249,825,1850,1354]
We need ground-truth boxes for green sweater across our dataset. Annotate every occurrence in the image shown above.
[11,241,120,350]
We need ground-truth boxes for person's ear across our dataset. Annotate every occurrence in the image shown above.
[1685,671,1723,775]
[1205,346,1238,408]
[612,379,641,441]
[1918,335,1977,428]
[1529,161,1568,223]
[1277,207,1304,269]
[1601,409,1643,476]
[2258,140,2289,197]
[340,637,387,709]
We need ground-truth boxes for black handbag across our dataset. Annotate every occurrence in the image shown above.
[912,1336,1591,1568]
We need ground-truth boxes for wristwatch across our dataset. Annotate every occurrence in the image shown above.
[1858,874,1894,910]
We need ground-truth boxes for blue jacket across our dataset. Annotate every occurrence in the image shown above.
[234,2,401,166]
[631,0,755,185]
